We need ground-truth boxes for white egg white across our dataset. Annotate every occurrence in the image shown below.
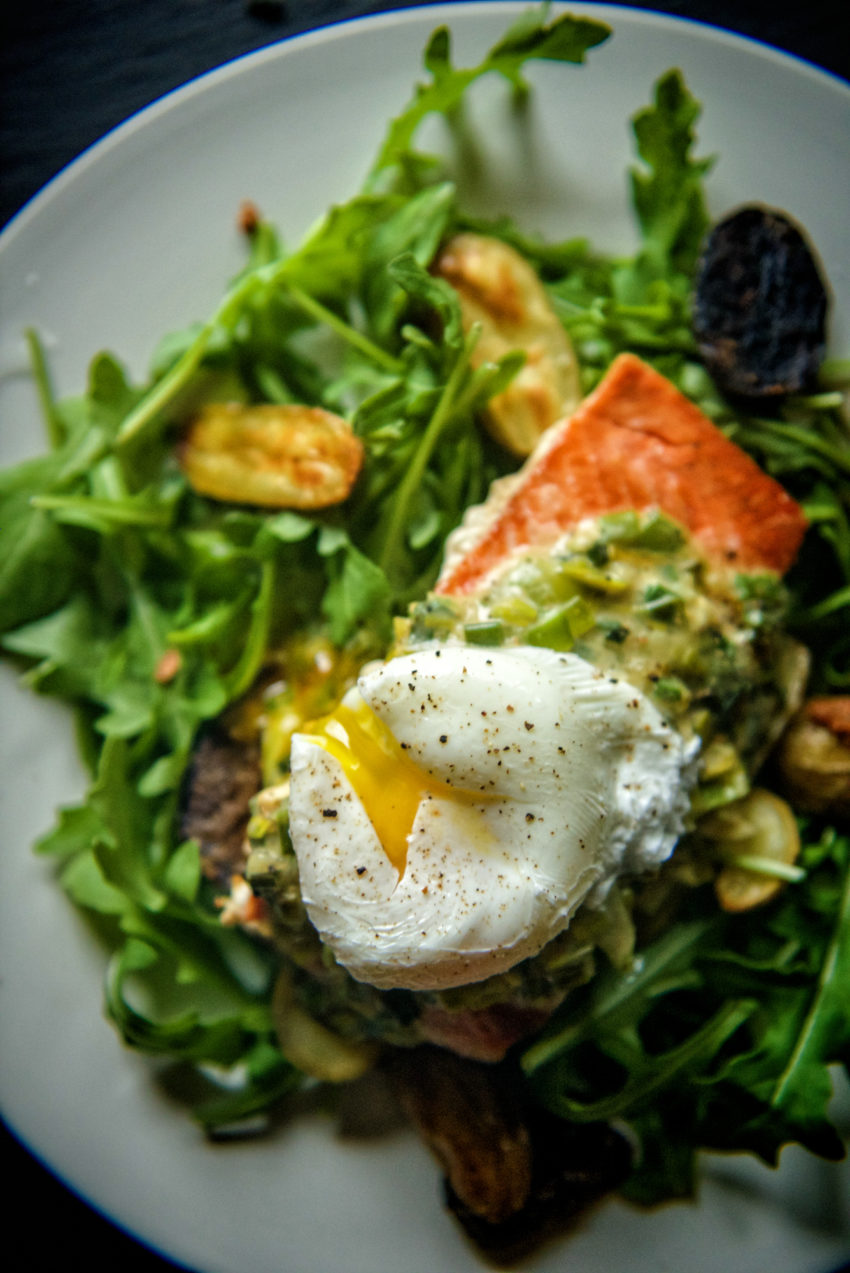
[288,644,699,991]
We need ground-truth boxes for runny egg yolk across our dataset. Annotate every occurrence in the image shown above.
[300,695,482,873]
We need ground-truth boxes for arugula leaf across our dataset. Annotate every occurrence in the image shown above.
[703,829,850,1161]
[318,531,394,646]
[366,8,611,186]
[0,484,80,631]
[361,182,457,340]
[618,68,713,296]
[522,827,850,1200]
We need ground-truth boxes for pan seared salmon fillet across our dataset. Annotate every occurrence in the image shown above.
[436,353,808,597]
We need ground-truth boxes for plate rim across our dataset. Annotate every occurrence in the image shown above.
[2,1,848,245]
[2,5,849,1272]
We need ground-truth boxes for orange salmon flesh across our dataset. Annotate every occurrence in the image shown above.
[436,353,808,596]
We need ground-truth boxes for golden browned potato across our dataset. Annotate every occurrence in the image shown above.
[433,233,581,456]
[776,697,850,818]
[699,788,802,913]
[179,402,363,509]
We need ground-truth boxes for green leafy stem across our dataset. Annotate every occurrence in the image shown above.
[116,262,403,448]
[769,836,850,1114]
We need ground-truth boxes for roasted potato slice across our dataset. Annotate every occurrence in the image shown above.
[272,968,378,1082]
[700,788,802,913]
[433,233,581,456]
[179,402,363,509]
[776,697,850,818]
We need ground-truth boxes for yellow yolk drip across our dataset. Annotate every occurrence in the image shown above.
[301,697,470,873]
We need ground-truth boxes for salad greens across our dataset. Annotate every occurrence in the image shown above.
[1,3,848,1201]
[523,823,850,1200]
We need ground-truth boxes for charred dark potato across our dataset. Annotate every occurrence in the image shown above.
[180,725,262,884]
[386,1047,534,1226]
[446,1112,632,1265]
[692,205,828,401]
[386,1047,632,1262]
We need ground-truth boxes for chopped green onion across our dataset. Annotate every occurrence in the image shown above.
[558,557,630,593]
[525,597,596,651]
[463,619,506,646]
[652,676,688,702]
[629,511,685,552]
[719,854,806,883]
[489,596,539,625]
[638,582,683,619]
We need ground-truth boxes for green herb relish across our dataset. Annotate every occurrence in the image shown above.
[399,509,808,812]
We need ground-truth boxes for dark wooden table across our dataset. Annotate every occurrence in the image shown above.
[2,0,848,229]
[1,3,847,1269]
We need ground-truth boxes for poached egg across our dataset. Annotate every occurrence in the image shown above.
[288,644,698,991]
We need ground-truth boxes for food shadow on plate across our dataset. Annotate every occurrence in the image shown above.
[702,1067,850,1241]
[152,1042,633,1267]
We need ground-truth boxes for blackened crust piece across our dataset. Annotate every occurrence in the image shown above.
[385,1046,632,1263]
[180,726,262,884]
[385,1047,533,1225]
[692,205,828,401]
[447,1109,632,1265]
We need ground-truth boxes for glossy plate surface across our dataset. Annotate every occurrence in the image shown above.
[1,5,849,1271]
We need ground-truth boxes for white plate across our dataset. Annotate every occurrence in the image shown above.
[1,5,849,1272]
